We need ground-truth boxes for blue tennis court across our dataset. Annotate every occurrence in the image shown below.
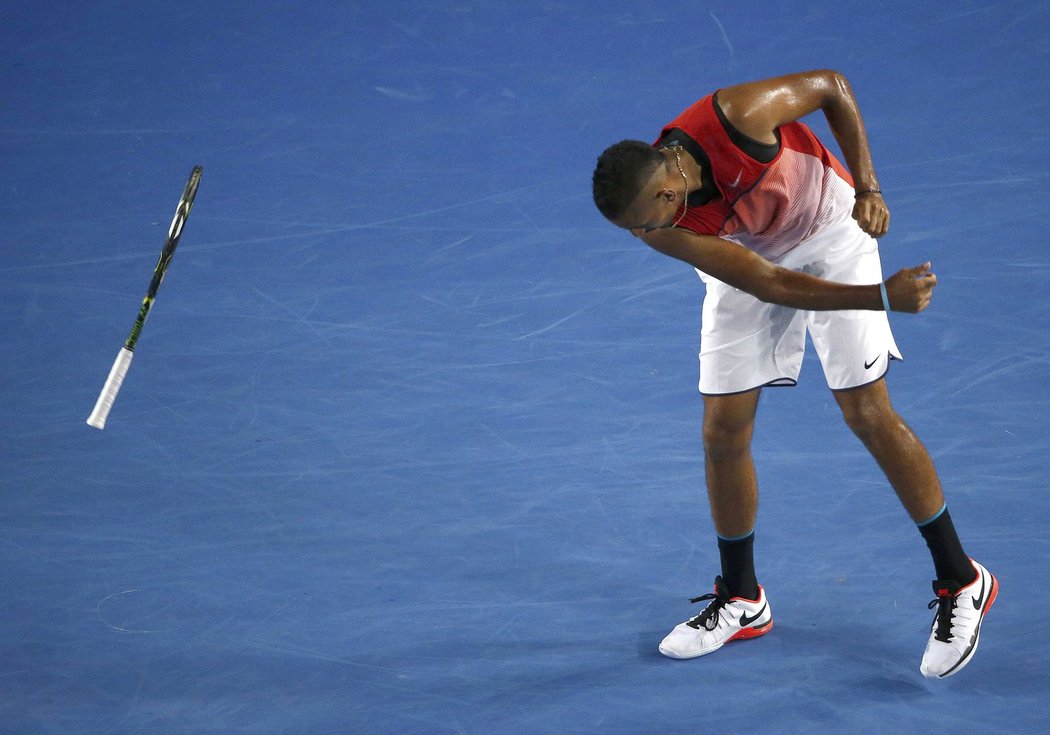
[2,2,1048,732]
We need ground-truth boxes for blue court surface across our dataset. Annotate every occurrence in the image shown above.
[3,2,1048,733]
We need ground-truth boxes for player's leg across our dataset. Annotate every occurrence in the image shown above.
[702,389,761,544]
[833,379,975,584]
[704,390,762,601]
[803,217,971,579]
[658,389,773,659]
[659,271,802,661]
[832,380,997,678]
[832,379,945,523]
[804,217,997,677]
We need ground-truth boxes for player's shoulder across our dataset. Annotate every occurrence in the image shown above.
[640,226,725,255]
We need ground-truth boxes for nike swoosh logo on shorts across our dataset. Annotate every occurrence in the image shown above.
[738,602,768,627]
[864,356,880,369]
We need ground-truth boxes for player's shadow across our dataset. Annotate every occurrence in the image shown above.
[636,620,931,702]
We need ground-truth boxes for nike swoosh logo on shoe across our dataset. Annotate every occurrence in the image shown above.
[738,602,768,627]
[971,572,986,610]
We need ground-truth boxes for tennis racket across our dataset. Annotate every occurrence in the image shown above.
[87,166,203,430]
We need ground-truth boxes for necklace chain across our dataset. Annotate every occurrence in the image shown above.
[668,145,689,227]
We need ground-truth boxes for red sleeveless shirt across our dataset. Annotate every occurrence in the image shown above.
[657,94,856,261]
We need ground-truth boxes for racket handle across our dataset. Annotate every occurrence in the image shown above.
[87,347,134,430]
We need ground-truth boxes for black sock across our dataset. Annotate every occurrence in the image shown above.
[718,532,759,600]
[918,506,976,585]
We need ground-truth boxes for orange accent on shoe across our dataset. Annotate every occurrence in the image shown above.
[728,585,766,605]
[984,575,999,613]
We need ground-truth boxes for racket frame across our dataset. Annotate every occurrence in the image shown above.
[86,166,202,429]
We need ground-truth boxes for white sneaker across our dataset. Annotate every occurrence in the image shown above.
[659,576,773,659]
[920,559,999,679]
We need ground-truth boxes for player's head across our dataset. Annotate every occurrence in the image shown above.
[592,141,683,234]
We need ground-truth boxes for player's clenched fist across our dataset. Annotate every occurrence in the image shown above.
[885,262,937,313]
[853,192,890,238]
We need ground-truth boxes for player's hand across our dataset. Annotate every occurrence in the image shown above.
[853,192,889,238]
[885,262,937,313]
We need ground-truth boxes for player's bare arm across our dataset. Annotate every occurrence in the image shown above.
[638,227,935,313]
[717,70,890,238]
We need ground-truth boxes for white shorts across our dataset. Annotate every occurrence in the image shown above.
[696,219,902,395]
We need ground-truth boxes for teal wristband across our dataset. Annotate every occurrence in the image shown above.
[879,281,891,312]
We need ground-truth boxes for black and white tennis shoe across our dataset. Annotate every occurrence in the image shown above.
[920,559,998,679]
[658,576,773,659]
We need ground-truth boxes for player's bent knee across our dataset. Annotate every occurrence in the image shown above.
[838,397,898,441]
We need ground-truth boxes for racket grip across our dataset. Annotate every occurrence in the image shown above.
[87,347,134,430]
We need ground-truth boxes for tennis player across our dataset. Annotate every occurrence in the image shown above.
[592,70,995,678]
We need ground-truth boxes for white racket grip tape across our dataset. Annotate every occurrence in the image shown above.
[86,347,134,429]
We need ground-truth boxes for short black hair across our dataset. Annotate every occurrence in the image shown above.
[592,140,664,221]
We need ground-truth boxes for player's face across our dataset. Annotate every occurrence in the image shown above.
[612,165,681,237]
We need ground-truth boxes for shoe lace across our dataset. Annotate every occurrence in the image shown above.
[928,591,959,643]
[686,586,731,631]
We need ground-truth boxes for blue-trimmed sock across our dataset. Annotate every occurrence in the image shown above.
[917,506,976,585]
[717,531,759,600]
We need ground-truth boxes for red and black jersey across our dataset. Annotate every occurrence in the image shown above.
[655,93,856,261]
